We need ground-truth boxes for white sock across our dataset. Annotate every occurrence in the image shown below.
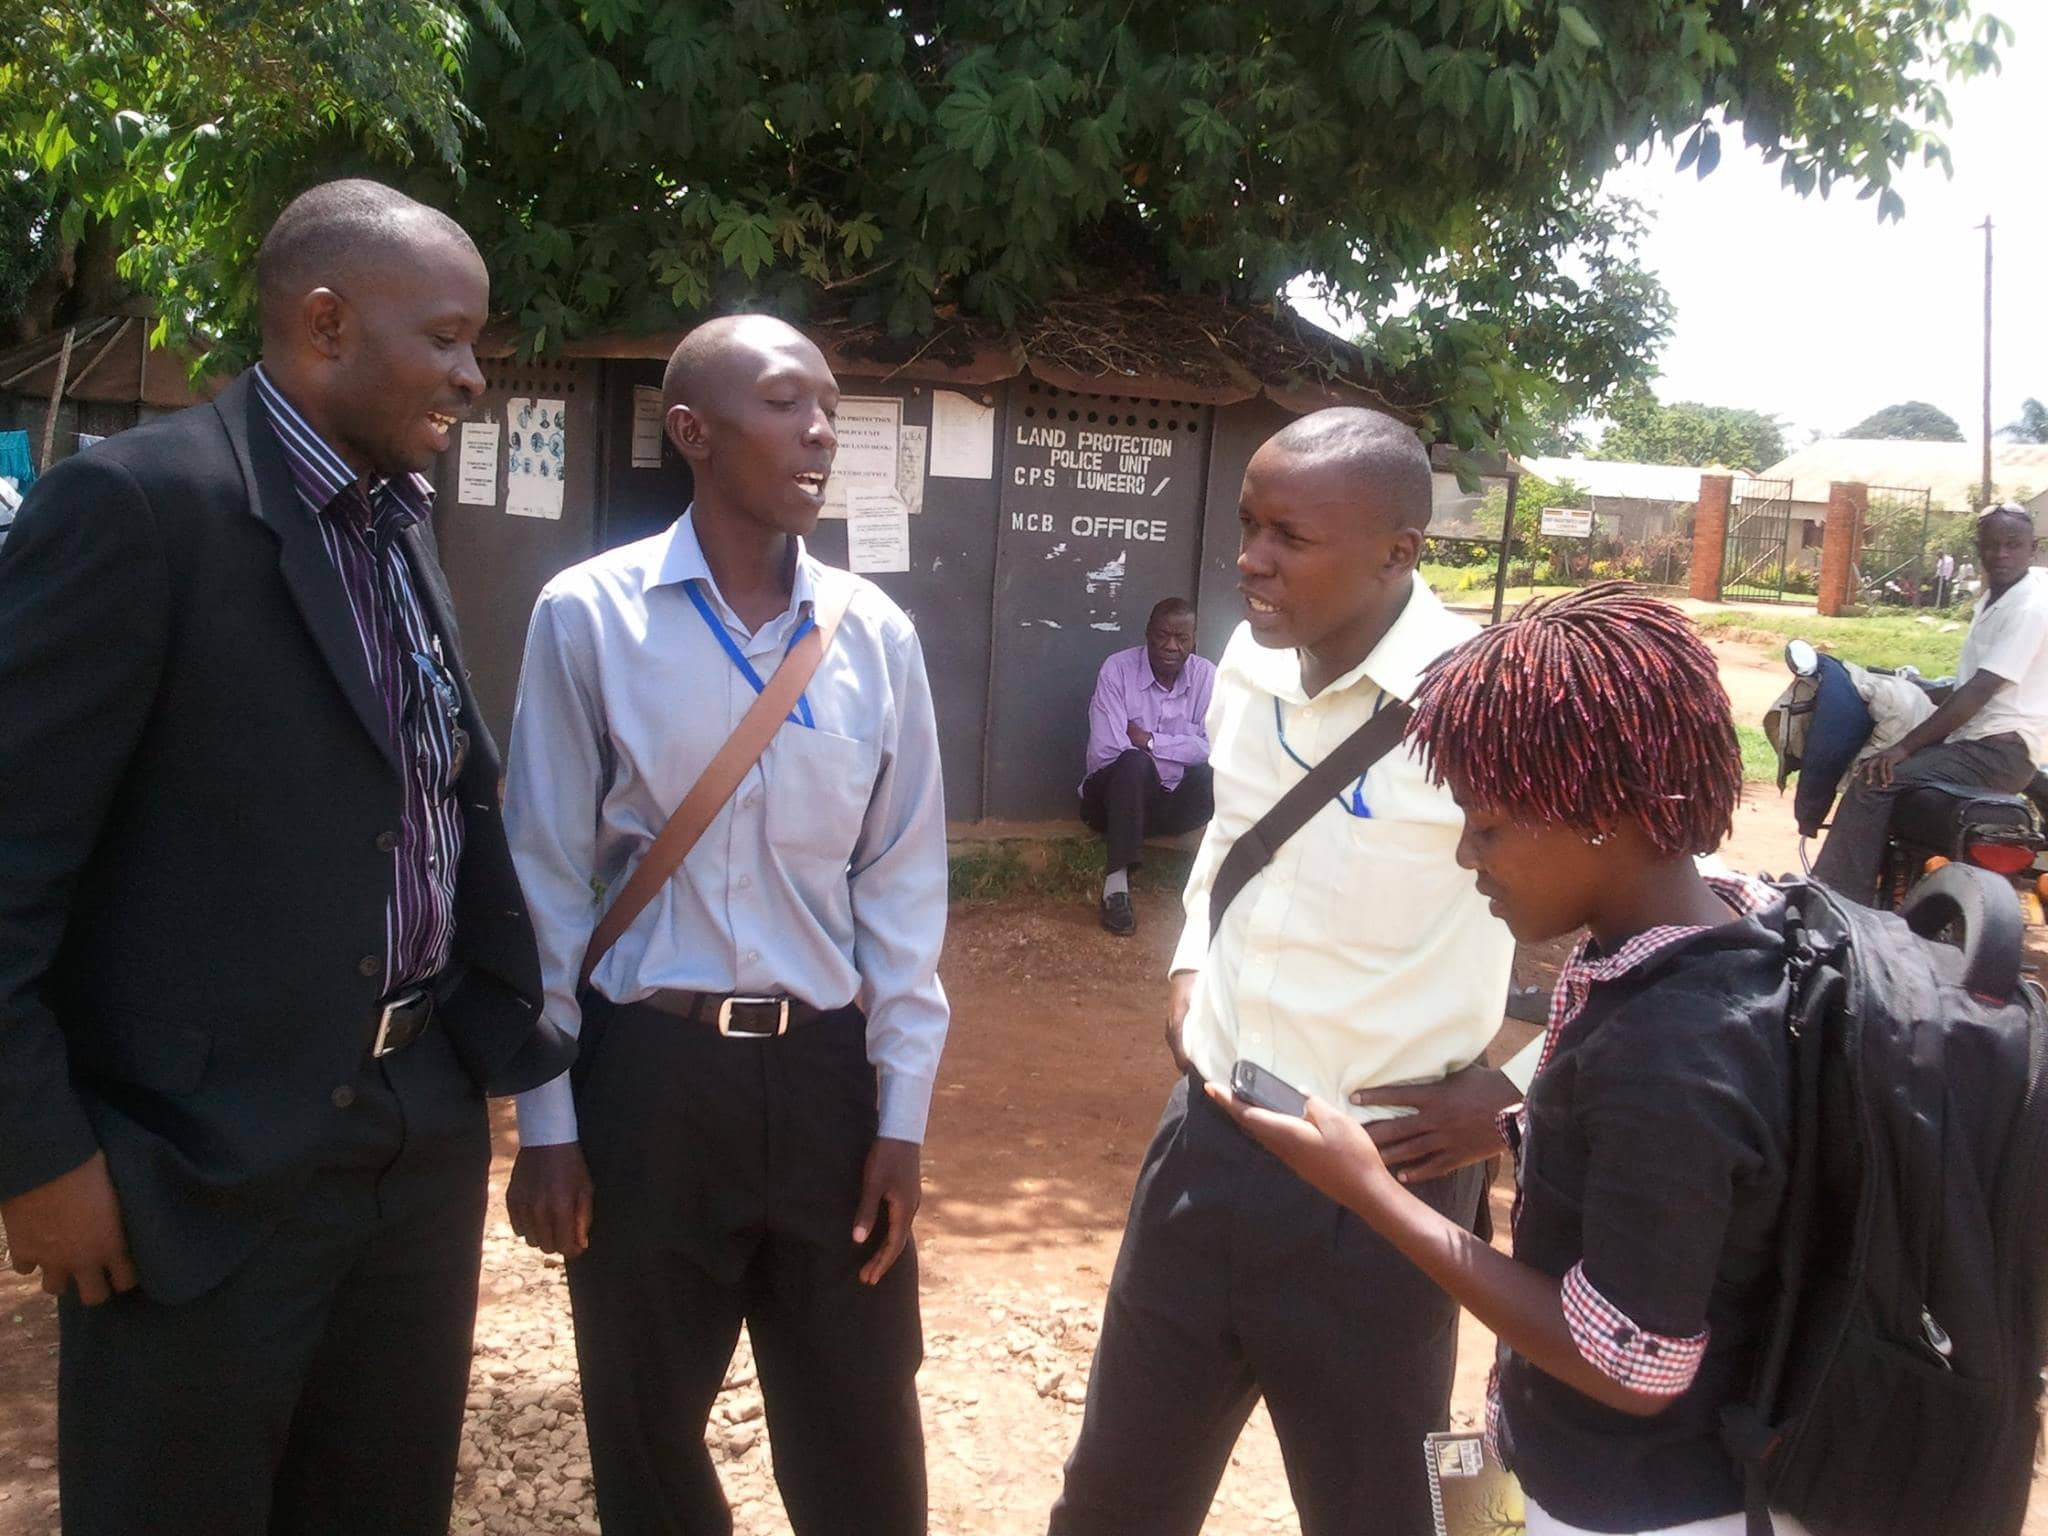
[1104,868,1130,900]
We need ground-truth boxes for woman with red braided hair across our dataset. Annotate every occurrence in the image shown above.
[1213,583,1815,1536]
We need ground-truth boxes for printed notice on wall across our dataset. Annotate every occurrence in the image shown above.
[630,385,665,469]
[846,487,910,574]
[897,425,927,515]
[458,421,500,505]
[822,397,902,518]
[505,398,566,519]
[930,390,994,479]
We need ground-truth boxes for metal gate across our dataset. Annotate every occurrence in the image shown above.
[1856,485,1939,607]
[1722,477,1794,602]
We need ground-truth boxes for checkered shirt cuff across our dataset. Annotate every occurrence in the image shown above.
[1561,1262,1708,1398]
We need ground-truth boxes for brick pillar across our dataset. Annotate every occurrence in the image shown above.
[1817,481,1867,616]
[1690,474,1733,602]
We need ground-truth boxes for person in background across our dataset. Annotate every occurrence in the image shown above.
[1812,502,2048,905]
[1935,547,1957,608]
[1078,596,1217,935]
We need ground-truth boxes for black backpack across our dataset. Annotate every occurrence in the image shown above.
[1723,865,2048,1536]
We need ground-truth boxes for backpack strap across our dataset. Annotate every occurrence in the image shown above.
[1722,886,1840,1536]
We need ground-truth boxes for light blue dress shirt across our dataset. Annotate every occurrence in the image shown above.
[506,511,950,1147]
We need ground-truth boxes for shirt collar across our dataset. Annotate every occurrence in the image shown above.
[652,507,818,630]
[1239,573,1464,705]
[251,363,432,530]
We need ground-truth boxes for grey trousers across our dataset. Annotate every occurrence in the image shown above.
[1809,731,2036,905]
[1050,1075,1485,1536]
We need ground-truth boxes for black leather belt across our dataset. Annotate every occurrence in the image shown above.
[370,968,462,1059]
[636,989,827,1039]
[371,988,435,1058]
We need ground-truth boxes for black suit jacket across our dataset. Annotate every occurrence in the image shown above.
[0,372,569,1302]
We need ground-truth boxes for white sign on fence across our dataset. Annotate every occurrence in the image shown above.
[1540,506,1595,538]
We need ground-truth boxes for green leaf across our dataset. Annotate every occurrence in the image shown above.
[1557,5,1601,49]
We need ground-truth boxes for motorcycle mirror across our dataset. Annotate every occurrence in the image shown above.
[1785,639,1820,678]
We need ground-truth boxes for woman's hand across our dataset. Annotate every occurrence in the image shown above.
[1204,1084,1400,1220]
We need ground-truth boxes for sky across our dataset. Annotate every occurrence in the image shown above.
[1294,9,2046,448]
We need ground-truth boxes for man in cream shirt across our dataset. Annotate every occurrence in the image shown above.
[1050,409,1513,1536]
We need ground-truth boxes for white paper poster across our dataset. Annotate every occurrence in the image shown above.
[458,421,500,506]
[822,397,902,518]
[846,487,910,574]
[930,389,994,479]
[505,398,566,520]
[896,425,927,515]
[630,385,665,469]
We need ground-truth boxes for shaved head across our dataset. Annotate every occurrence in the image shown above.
[256,179,476,344]
[1262,408,1433,532]
[662,314,823,415]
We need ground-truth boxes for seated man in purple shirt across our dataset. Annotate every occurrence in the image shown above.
[1079,597,1218,935]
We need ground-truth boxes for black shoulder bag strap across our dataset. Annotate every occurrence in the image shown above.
[1207,698,1414,946]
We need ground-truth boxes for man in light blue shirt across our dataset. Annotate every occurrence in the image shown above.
[501,315,949,1535]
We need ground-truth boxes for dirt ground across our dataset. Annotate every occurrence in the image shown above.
[2,638,2044,1534]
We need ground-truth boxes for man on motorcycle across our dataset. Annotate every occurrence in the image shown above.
[1811,502,2048,905]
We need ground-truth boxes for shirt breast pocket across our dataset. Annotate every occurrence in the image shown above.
[763,725,880,870]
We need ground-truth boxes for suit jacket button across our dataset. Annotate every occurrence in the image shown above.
[375,830,398,853]
[331,1085,357,1109]
[357,955,380,978]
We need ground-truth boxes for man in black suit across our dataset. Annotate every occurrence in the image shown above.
[0,179,568,1536]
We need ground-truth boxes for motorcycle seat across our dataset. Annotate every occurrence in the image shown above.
[1891,781,2041,858]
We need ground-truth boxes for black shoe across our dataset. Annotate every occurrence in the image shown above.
[1100,891,1137,936]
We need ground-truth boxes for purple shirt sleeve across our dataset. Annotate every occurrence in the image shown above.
[1084,650,1137,781]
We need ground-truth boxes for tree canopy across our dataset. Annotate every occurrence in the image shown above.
[1592,387,1787,471]
[2001,399,2048,445]
[1844,400,1967,442]
[0,0,499,348]
[2,0,2011,457]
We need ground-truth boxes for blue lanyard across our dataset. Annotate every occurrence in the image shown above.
[1273,693,1383,818]
[686,582,816,729]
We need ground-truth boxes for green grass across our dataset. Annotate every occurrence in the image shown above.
[947,835,1195,902]
[1735,724,1781,785]
[1696,608,1968,678]
[1419,564,1578,609]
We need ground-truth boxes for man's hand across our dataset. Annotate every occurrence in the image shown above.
[1126,720,1153,750]
[1165,969,1198,1075]
[1205,1086,1399,1218]
[0,1151,137,1304]
[506,1142,594,1260]
[852,1137,921,1286]
[1855,744,1913,788]
[1350,1065,1520,1183]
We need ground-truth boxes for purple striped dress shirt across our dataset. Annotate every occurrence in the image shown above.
[253,365,462,996]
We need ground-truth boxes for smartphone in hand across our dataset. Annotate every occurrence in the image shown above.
[1229,1059,1308,1118]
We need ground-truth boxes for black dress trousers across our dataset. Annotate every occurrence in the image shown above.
[566,997,927,1536]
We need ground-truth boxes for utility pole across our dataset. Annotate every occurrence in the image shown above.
[1980,215,1993,508]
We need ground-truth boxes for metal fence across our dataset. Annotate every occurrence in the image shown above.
[1855,485,1963,608]
[1723,478,1794,601]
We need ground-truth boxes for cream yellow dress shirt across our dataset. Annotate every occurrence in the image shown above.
[1172,575,1515,1119]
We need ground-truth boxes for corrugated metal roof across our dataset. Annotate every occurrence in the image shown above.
[1520,456,1741,503]
[1760,439,2048,511]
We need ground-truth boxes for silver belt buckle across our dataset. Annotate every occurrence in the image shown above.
[372,988,426,1058]
[717,995,788,1039]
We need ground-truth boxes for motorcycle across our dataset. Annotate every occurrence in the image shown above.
[1771,638,2048,914]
